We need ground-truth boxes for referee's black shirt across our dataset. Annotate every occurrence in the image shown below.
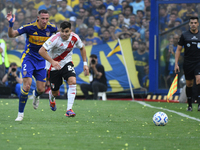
[178,30,200,67]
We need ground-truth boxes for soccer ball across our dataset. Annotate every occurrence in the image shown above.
[153,112,168,126]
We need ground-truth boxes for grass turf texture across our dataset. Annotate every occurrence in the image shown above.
[1,99,200,150]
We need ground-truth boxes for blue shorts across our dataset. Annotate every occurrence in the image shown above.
[21,54,46,82]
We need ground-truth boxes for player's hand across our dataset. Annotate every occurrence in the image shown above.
[84,66,89,76]
[6,12,15,22]
[52,60,61,70]
[174,64,180,73]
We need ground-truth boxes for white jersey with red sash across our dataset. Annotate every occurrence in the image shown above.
[43,32,84,71]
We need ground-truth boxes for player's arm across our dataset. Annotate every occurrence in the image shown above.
[174,45,183,73]
[80,46,89,76]
[39,46,61,70]
[6,12,19,38]
[91,64,102,79]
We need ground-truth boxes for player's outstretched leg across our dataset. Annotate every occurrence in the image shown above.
[15,89,29,121]
[66,85,76,117]
[15,112,24,121]
[32,90,40,109]
[66,109,76,117]
[49,90,57,111]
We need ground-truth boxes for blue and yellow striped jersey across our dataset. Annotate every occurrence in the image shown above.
[17,20,57,60]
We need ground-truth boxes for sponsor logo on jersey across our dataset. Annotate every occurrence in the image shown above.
[197,43,200,48]
[191,36,198,40]
[60,43,64,46]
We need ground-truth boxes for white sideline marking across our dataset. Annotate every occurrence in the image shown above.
[135,101,200,122]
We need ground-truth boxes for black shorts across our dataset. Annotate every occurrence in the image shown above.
[184,62,200,80]
[48,62,76,91]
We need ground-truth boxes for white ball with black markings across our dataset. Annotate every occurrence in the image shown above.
[153,112,168,126]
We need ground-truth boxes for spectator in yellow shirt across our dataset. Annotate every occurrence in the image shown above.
[49,6,66,23]
[34,0,44,10]
[68,0,79,8]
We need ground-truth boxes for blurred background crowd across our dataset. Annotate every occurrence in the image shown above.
[0,0,200,90]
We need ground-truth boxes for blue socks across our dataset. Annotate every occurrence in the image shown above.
[34,88,40,97]
[18,89,29,113]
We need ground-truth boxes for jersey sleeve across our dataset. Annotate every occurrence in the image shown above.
[43,34,58,50]
[75,36,84,49]
[178,34,184,46]
[50,24,58,33]
[17,25,28,35]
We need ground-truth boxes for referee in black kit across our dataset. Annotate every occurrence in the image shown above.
[174,16,200,111]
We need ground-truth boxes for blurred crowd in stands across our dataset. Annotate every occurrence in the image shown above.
[0,0,200,89]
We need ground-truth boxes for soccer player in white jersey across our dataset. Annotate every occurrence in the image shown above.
[39,21,89,117]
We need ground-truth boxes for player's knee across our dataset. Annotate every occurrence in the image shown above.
[23,84,31,91]
[68,77,76,85]
[37,88,45,93]
[52,90,59,97]
[68,80,76,85]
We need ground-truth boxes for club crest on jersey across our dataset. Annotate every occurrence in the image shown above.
[187,43,190,47]
[46,32,50,37]
[71,41,74,45]
[198,43,200,49]
[51,83,55,89]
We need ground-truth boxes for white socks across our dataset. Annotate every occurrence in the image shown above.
[49,90,55,102]
[67,85,76,110]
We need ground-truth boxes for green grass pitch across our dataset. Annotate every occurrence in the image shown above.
[1,99,200,150]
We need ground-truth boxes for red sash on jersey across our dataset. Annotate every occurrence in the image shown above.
[48,36,77,78]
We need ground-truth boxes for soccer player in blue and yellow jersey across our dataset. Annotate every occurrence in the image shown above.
[6,9,58,121]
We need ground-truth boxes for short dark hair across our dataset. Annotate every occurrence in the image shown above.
[137,10,144,15]
[103,30,110,34]
[38,9,49,15]
[60,21,71,29]
[90,54,97,59]
[99,4,106,9]
[10,62,17,67]
[124,5,133,12]
[190,16,199,21]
